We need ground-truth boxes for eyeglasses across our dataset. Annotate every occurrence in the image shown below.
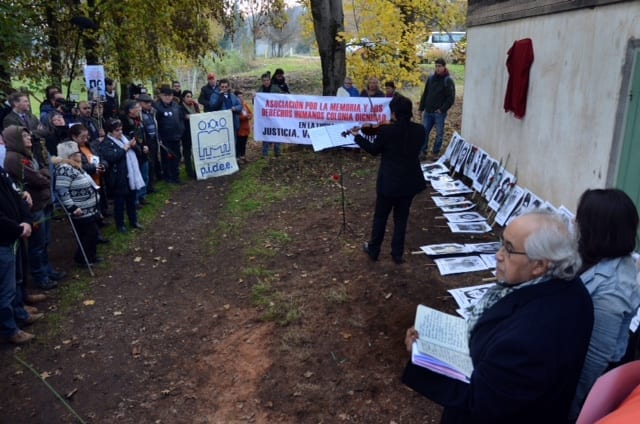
[498,237,527,257]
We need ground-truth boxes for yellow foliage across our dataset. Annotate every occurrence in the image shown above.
[341,0,466,91]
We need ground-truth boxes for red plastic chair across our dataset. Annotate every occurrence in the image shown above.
[576,360,640,423]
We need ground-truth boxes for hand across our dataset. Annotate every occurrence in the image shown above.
[21,191,33,208]
[73,208,83,217]
[143,146,149,154]
[405,327,419,352]
[19,222,32,238]
[130,137,137,146]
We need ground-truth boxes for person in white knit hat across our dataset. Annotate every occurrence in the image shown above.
[53,141,103,267]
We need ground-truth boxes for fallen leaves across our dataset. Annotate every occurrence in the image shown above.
[83,299,96,306]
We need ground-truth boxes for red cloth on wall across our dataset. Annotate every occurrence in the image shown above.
[504,38,534,119]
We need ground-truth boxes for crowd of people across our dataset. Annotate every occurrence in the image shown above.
[0,69,276,344]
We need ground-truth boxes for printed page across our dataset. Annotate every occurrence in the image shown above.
[309,123,357,151]
[414,305,469,353]
[413,305,474,378]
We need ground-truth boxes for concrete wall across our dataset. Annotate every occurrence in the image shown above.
[461,2,640,211]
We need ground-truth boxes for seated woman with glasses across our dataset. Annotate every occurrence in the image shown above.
[98,118,145,233]
[569,189,640,420]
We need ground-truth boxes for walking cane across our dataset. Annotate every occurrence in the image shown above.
[56,199,94,276]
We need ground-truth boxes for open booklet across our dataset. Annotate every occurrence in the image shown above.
[411,304,473,384]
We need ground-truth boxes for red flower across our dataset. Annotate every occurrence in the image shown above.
[21,159,31,166]
[332,174,340,181]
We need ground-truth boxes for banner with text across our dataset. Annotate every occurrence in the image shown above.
[190,110,238,180]
[254,93,391,145]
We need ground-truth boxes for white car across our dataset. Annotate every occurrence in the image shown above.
[417,31,466,62]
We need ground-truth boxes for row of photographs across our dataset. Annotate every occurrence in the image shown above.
[423,132,575,227]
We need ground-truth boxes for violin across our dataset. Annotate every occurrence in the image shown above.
[341,120,393,138]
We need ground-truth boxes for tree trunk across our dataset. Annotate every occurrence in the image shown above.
[46,5,63,88]
[82,0,100,65]
[310,0,345,96]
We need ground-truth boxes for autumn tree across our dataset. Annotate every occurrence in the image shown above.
[340,0,468,90]
[303,0,466,96]
[0,0,233,100]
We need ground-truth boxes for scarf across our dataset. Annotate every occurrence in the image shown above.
[466,275,548,339]
[108,135,145,190]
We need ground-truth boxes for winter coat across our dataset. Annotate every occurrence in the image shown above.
[2,125,52,212]
[0,165,32,246]
[98,135,130,196]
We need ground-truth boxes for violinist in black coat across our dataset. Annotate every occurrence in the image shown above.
[351,95,426,264]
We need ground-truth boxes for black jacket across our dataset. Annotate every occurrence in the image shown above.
[402,277,594,424]
[153,101,184,142]
[98,135,130,196]
[418,71,455,114]
[354,121,426,197]
[0,166,32,246]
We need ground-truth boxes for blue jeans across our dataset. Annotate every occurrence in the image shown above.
[0,245,20,338]
[137,161,149,203]
[422,112,447,155]
[29,209,52,286]
[262,142,281,157]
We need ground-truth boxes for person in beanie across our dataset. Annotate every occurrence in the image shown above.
[53,141,102,266]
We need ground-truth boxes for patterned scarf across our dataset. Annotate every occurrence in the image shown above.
[466,275,548,340]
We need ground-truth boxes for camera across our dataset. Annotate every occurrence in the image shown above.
[55,98,78,113]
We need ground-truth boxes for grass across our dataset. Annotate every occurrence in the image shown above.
[325,287,351,304]
[242,56,322,77]
[251,282,301,326]
[208,159,292,251]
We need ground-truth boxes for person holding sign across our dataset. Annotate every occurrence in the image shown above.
[402,211,594,424]
[349,95,425,264]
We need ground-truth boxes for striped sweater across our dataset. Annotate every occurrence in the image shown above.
[54,160,99,221]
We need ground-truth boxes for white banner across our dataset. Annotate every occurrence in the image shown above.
[190,111,238,180]
[84,65,105,100]
[253,93,391,145]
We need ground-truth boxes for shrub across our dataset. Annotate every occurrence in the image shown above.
[451,37,467,65]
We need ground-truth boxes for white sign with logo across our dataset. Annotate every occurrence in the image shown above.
[190,111,238,180]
